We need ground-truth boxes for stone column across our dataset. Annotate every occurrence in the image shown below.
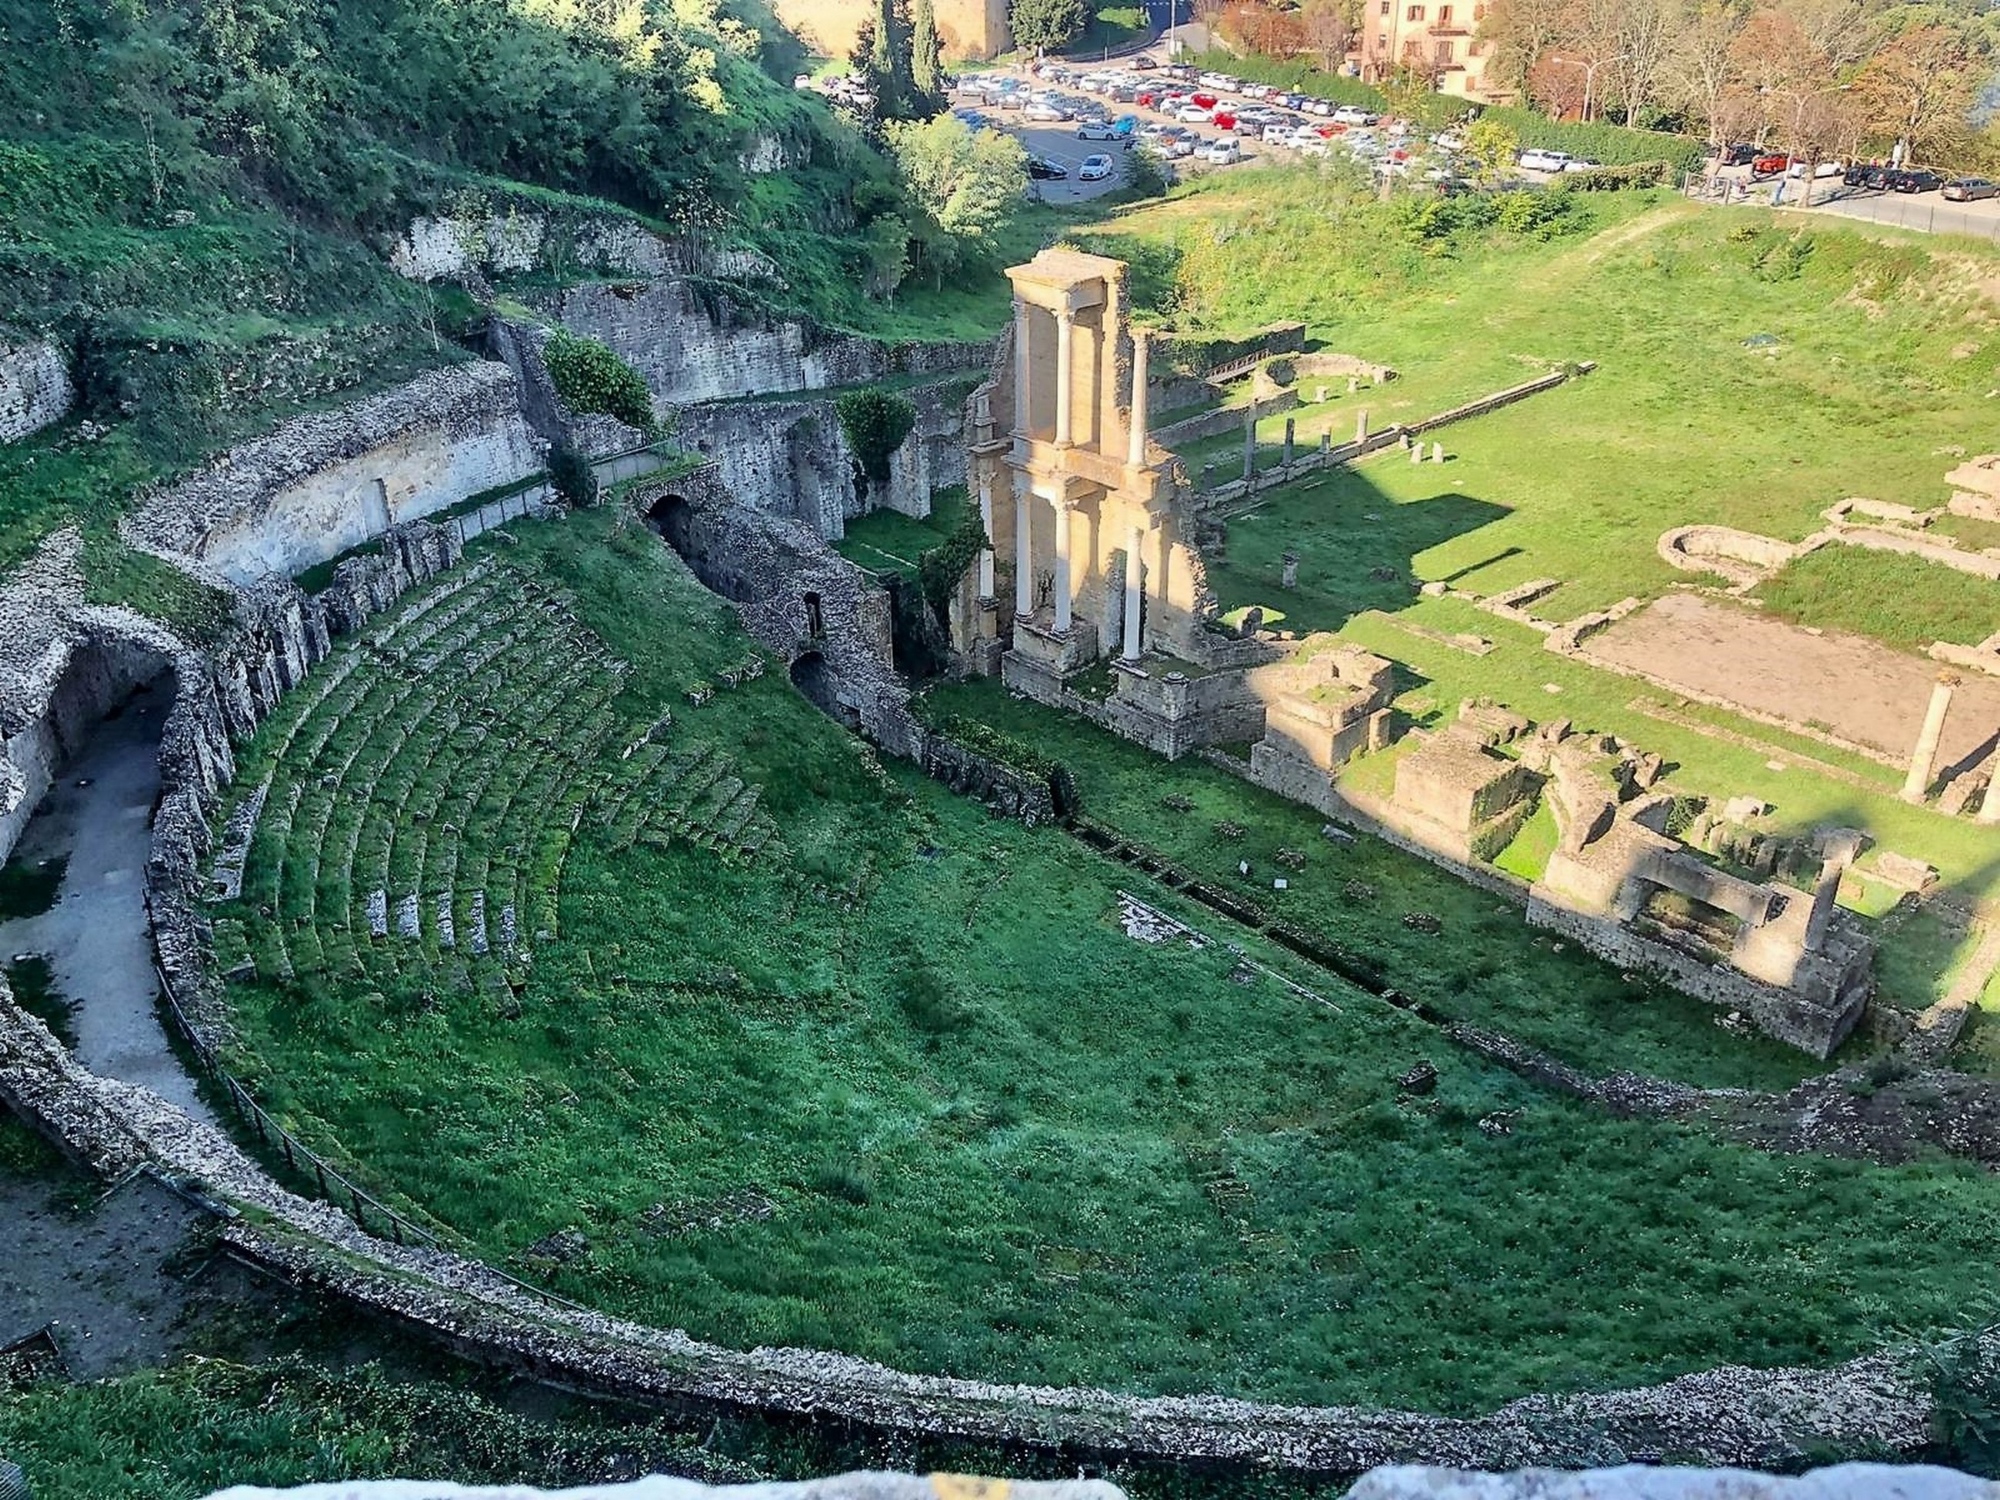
[1052,495,1073,633]
[1355,409,1369,444]
[1803,835,1860,952]
[1012,299,1031,437]
[1054,305,1074,447]
[977,480,996,598]
[1283,418,1296,467]
[1013,473,1033,617]
[1980,760,2000,825]
[1242,404,1256,482]
[1902,673,1958,803]
[1128,330,1150,467]
[1123,523,1145,661]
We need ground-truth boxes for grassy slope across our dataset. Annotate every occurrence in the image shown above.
[214,513,2000,1416]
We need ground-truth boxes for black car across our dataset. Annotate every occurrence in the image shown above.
[1843,161,1874,187]
[1026,157,1069,180]
[1890,168,1943,193]
[1717,142,1756,166]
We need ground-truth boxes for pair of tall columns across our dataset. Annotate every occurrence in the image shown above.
[1009,479,1148,648]
[1012,297,1079,446]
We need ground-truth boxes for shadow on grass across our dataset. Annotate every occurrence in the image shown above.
[1209,474,1509,634]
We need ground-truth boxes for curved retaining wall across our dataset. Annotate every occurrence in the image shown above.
[0,512,1955,1478]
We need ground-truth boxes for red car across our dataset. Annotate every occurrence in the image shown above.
[1211,110,1236,130]
[1191,91,1217,109]
[1752,152,1791,175]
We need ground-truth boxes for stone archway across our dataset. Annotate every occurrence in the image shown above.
[788,650,857,729]
[645,493,696,561]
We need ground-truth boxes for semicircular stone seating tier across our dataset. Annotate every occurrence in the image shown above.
[206,558,784,992]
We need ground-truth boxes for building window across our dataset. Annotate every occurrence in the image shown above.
[1438,5,1453,21]
[1380,2,1390,15]
[1406,4,1423,19]
[1435,38,1454,63]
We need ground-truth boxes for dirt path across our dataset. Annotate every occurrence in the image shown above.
[0,680,215,1124]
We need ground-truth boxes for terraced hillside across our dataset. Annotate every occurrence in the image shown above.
[206,509,2000,1417]
[215,559,782,999]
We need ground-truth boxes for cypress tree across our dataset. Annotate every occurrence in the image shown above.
[912,0,943,102]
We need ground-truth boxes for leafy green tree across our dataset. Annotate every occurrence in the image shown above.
[836,388,920,486]
[885,114,1029,286]
[543,331,658,436]
[1009,0,1088,56]
[1461,118,1521,182]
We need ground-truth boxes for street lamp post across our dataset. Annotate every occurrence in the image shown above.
[1552,54,1627,124]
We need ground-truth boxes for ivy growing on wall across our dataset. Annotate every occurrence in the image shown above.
[918,502,989,617]
[544,330,657,435]
[834,387,917,489]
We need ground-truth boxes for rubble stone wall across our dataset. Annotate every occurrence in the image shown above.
[676,379,971,539]
[123,364,542,585]
[0,333,72,443]
[538,277,992,409]
[389,212,782,287]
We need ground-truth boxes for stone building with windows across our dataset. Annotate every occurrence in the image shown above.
[1352,0,1509,103]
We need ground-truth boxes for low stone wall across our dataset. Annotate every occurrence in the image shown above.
[124,363,543,586]
[538,277,993,409]
[1523,894,1856,1059]
[1152,390,1299,450]
[0,331,72,443]
[920,735,1058,823]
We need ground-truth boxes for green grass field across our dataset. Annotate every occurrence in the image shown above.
[205,511,2000,1419]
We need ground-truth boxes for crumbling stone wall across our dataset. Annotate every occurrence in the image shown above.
[635,465,922,759]
[389,212,782,287]
[123,363,542,585]
[0,331,72,443]
[675,378,969,539]
[539,277,992,408]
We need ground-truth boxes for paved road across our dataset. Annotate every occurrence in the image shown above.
[1687,162,2000,241]
[0,678,215,1123]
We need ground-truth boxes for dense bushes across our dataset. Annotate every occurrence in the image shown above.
[835,387,919,486]
[543,331,656,435]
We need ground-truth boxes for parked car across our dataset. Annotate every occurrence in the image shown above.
[1078,152,1115,181]
[1750,152,1790,175]
[1891,168,1944,193]
[1296,137,1329,157]
[1943,176,2000,201]
[1562,158,1603,172]
[1201,138,1241,165]
[1163,136,1197,158]
[1077,118,1120,140]
[1332,105,1377,125]
[1304,98,1334,116]
[1786,159,1842,179]
[1131,54,1158,69]
[1717,142,1757,166]
[1177,104,1211,123]
[1026,156,1068,180]
[1517,147,1572,172]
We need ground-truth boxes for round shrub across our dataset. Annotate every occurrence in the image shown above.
[543,329,656,435]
